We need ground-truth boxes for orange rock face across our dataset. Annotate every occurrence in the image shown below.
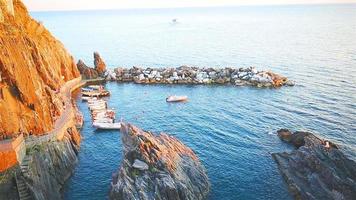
[94,52,106,75]
[0,0,80,139]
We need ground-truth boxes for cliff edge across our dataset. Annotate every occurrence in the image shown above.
[110,123,210,200]
[0,0,80,139]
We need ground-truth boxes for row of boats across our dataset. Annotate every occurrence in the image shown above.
[82,85,121,130]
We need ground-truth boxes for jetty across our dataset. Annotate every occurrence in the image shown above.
[105,66,295,87]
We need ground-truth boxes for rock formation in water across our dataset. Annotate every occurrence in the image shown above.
[94,52,107,75]
[109,123,210,200]
[109,66,294,87]
[0,0,80,139]
[77,59,99,79]
[273,129,356,200]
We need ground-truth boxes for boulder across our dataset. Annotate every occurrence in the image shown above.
[132,159,149,171]
[273,131,356,200]
[94,52,107,75]
[109,123,210,200]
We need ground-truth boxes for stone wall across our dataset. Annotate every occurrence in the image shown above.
[0,134,25,172]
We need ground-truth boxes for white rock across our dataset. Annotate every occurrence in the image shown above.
[251,67,258,74]
[139,74,145,81]
[132,159,149,171]
[239,72,247,78]
[173,71,178,78]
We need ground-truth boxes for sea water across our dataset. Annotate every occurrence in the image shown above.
[30,4,356,200]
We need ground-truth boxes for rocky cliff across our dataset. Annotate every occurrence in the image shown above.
[110,123,210,200]
[273,130,356,200]
[0,0,80,139]
[22,127,80,200]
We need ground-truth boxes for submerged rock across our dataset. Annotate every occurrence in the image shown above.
[109,123,210,200]
[273,130,356,200]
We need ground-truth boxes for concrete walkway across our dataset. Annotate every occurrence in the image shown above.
[25,77,83,146]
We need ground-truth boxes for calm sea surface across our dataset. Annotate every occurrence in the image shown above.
[31,4,356,200]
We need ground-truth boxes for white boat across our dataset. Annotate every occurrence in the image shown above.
[93,112,115,119]
[93,118,114,123]
[88,101,106,107]
[82,96,93,101]
[82,90,110,97]
[91,109,115,114]
[93,122,121,130]
[89,104,107,110]
[166,95,188,102]
[88,85,102,90]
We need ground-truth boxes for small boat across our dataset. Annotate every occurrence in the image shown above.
[89,105,107,111]
[166,95,188,102]
[88,85,102,90]
[82,90,110,97]
[88,101,107,107]
[81,87,95,92]
[91,109,115,114]
[93,122,121,130]
[92,111,116,119]
[93,118,114,123]
[82,96,94,101]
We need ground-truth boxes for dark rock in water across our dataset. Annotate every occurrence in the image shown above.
[109,123,210,200]
[94,52,107,75]
[273,130,356,200]
[77,59,99,79]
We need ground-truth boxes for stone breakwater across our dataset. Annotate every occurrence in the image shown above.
[76,53,294,87]
[110,123,210,200]
[272,129,356,200]
[106,66,294,87]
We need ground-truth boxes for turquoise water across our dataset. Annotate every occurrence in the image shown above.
[31,4,356,200]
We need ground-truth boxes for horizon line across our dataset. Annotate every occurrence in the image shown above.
[28,2,356,12]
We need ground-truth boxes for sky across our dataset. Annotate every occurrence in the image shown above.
[22,0,356,11]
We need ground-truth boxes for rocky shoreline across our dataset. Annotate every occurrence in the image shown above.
[109,123,210,200]
[273,129,356,200]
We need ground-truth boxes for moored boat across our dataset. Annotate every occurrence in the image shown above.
[166,95,188,102]
[93,118,114,123]
[93,122,121,130]
[82,90,110,97]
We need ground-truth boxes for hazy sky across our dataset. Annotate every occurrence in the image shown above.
[22,0,356,11]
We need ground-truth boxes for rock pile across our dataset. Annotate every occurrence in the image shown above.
[273,129,356,200]
[109,123,210,200]
[106,66,294,87]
